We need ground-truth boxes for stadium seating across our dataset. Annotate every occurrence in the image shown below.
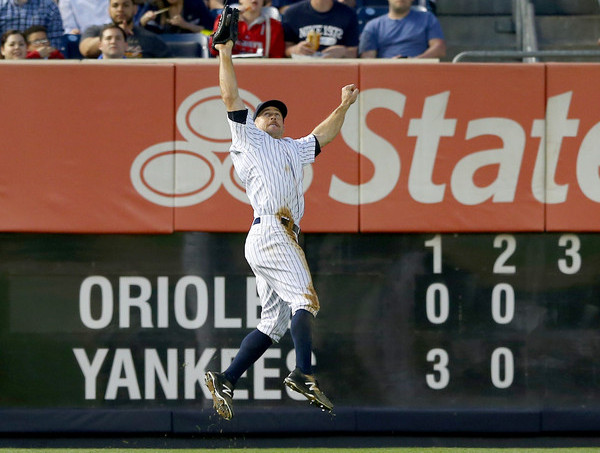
[61,33,82,59]
[161,33,210,58]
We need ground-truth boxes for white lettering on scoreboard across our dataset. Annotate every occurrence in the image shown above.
[78,275,261,329]
[74,275,314,402]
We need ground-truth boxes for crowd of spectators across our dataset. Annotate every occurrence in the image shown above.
[0,0,445,59]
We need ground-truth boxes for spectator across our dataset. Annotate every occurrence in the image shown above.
[24,25,65,59]
[79,0,172,58]
[59,0,111,35]
[282,0,359,58]
[209,0,285,58]
[138,0,213,34]
[271,0,301,14]
[359,0,445,59]
[0,0,64,49]
[98,23,128,58]
[0,29,27,59]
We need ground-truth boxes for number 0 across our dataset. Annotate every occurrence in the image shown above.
[490,347,514,389]
[491,283,514,324]
[426,283,449,324]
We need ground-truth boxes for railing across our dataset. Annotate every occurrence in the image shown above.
[514,0,539,62]
[453,0,600,63]
[453,49,600,62]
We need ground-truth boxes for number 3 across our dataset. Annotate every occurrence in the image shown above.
[558,234,581,275]
[426,348,450,389]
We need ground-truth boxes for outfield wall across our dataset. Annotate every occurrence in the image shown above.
[2,61,600,233]
[1,61,600,434]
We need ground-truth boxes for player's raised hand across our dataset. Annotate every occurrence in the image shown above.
[341,84,359,106]
[214,39,234,54]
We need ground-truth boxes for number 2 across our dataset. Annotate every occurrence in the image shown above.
[493,234,516,274]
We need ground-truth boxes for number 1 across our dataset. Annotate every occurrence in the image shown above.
[425,234,442,274]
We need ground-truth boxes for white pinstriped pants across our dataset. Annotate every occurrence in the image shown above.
[245,215,320,342]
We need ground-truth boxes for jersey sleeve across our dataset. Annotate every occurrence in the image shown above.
[295,134,318,165]
[227,109,264,155]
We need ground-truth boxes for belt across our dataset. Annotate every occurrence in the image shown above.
[252,216,300,235]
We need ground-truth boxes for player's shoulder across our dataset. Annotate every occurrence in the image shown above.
[228,109,250,124]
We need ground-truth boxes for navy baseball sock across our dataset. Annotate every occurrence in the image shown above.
[291,309,314,375]
[224,329,272,386]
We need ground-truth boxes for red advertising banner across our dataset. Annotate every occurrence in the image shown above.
[1,61,598,233]
[545,64,600,231]
[0,62,175,233]
[358,63,546,232]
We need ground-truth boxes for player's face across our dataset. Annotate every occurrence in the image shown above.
[255,107,285,139]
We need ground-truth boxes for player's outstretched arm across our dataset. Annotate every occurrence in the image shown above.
[216,41,245,112]
[311,84,359,147]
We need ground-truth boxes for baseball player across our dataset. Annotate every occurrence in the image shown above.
[205,5,359,421]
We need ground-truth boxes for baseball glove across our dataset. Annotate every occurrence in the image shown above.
[211,5,239,52]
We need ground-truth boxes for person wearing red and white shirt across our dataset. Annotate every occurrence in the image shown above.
[210,0,285,58]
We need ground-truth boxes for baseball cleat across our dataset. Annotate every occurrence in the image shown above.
[284,368,334,412]
[205,371,234,420]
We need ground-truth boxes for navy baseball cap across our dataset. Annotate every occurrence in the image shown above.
[253,100,288,120]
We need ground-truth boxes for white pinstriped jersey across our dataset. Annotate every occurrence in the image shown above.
[227,109,321,341]
[227,109,317,224]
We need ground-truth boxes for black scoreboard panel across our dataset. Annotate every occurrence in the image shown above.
[309,233,600,410]
[1,232,600,432]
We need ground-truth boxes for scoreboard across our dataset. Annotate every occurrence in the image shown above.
[312,232,600,412]
[1,232,600,433]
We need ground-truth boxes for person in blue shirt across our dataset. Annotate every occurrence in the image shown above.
[359,0,445,59]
